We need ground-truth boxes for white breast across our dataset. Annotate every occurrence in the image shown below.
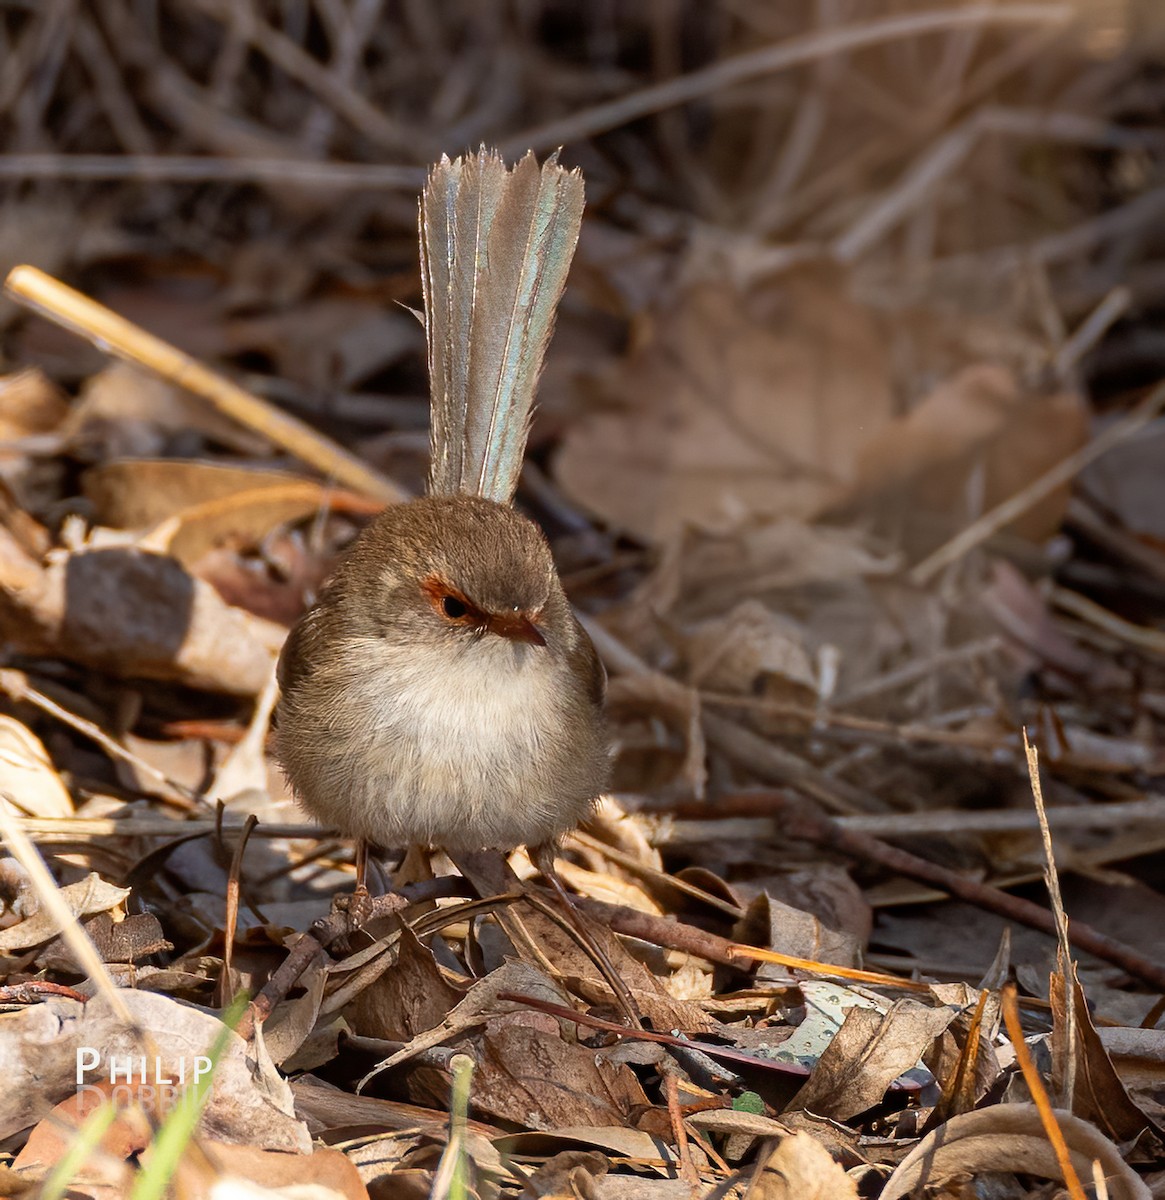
[319,633,568,849]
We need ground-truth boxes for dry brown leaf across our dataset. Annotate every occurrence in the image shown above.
[685,599,816,709]
[472,1023,650,1130]
[14,1087,365,1200]
[732,892,864,974]
[167,1142,369,1200]
[348,927,466,1043]
[555,275,893,541]
[0,368,69,440]
[0,529,283,695]
[881,1104,1150,1200]
[791,998,958,1121]
[12,1082,144,1194]
[0,873,128,952]
[554,858,664,915]
[0,990,309,1150]
[0,716,73,819]
[84,459,381,567]
[518,1150,610,1200]
[66,362,269,458]
[752,1132,858,1200]
[1050,973,1159,1144]
[845,364,1089,550]
[493,1125,681,1172]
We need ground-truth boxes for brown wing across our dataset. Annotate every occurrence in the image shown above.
[276,600,330,698]
[569,616,607,709]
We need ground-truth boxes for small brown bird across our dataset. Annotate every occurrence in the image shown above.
[275,150,608,884]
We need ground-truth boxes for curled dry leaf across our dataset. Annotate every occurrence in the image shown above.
[732,893,864,976]
[791,996,959,1122]
[686,599,816,706]
[0,872,128,952]
[555,276,893,542]
[0,716,73,819]
[0,527,283,695]
[1050,973,1158,1144]
[554,855,663,915]
[880,1104,1150,1200]
[83,458,382,568]
[752,1132,859,1200]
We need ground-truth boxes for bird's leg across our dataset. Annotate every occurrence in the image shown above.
[354,838,369,898]
[335,837,374,931]
[530,842,642,1029]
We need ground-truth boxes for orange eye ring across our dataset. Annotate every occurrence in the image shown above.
[422,575,483,627]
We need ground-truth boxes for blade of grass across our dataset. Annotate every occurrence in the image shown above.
[431,1053,475,1200]
[129,991,250,1200]
[41,1101,120,1200]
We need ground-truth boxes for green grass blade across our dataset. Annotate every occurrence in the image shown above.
[41,1100,120,1200]
[129,991,250,1200]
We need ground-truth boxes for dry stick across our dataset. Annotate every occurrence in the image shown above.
[722,790,1165,994]
[0,154,424,187]
[834,112,1158,266]
[190,0,415,156]
[0,669,197,809]
[2,266,405,504]
[506,4,1070,155]
[665,1074,700,1186]
[237,888,422,1041]
[703,711,881,815]
[1054,285,1131,380]
[1023,732,1076,1109]
[1067,497,1165,586]
[1049,585,1165,656]
[17,817,333,839]
[1001,983,1088,1200]
[910,378,1165,585]
[572,897,739,969]
[217,814,258,1010]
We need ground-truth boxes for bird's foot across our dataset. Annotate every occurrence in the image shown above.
[338,882,376,932]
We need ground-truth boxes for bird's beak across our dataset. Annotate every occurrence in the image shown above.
[487,611,546,645]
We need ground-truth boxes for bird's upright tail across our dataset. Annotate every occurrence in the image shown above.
[421,148,585,505]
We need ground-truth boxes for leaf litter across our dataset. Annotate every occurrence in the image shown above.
[2,2,1165,1197]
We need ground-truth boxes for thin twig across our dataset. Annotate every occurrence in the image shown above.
[506,4,1072,154]
[728,791,1165,992]
[0,669,197,809]
[1001,984,1088,1200]
[4,266,405,504]
[0,153,424,187]
[910,379,1165,584]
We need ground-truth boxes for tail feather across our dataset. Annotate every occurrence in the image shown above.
[421,148,584,504]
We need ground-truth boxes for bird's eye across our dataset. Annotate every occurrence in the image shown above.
[442,595,467,619]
